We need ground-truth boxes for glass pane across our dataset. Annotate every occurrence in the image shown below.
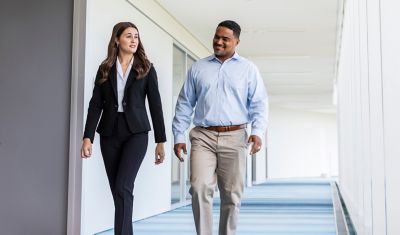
[171,46,186,204]
[173,47,186,97]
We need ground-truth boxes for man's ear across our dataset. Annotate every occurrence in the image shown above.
[236,38,240,46]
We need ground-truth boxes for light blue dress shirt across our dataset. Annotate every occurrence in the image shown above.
[116,57,133,112]
[172,52,268,144]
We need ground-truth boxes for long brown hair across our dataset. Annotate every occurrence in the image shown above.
[98,22,151,84]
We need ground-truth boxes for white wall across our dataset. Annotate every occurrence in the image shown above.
[337,0,400,234]
[380,1,400,234]
[267,107,338,179]
[81,0,208,234]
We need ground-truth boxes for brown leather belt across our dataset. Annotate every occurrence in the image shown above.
[202,124,246,132]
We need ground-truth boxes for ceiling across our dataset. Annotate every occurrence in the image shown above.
[155,0,342,114]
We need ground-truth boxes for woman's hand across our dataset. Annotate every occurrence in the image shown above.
[81,138,92,158]
[155,143,165,165]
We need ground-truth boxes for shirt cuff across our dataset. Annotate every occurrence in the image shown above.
[250,128,265,139]
[174,133,186,145]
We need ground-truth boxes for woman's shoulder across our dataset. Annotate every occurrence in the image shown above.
[147,63,156,76]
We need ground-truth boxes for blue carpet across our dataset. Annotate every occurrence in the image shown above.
[97,179,336,235]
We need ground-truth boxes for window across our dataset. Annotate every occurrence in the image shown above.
[171,44,198,205]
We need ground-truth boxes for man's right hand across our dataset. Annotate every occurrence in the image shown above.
[174,143,187,162]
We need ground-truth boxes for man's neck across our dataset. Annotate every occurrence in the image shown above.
[215,52,235,63]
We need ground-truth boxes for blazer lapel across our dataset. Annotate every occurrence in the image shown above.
[109,63,118,101]
[124,59,137,94]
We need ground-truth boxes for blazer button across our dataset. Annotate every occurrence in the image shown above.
[114,105,118,108]
[123,102,126,106]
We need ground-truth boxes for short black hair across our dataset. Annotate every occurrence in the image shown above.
[218,20,241,38]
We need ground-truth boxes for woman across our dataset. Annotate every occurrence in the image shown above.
[80,22,166,235]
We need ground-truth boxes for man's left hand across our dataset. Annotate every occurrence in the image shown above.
[248,135,262,155]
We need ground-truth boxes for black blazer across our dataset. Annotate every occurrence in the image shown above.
[83,62,166,143]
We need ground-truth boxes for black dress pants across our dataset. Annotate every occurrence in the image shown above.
[100,113,148,235]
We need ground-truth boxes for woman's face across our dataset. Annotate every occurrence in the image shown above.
[116,27,139,55]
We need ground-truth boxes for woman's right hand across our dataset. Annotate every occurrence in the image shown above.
[81,138,92,158]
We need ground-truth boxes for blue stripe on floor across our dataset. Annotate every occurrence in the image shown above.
[97,179,336,235]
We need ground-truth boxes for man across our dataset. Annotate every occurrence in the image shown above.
[172,20,268,235]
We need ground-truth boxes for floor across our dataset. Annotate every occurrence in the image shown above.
[97,179,336,235]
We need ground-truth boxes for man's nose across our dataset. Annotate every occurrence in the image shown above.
[215,39,223,45]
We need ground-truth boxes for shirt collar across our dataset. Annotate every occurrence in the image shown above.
[116,56,134,78]
[208,52,241,62]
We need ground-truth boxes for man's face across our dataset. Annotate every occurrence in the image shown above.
[213,26,239,61]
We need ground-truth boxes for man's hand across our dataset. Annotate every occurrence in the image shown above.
[174,143,187,162]
[248,135,262,155]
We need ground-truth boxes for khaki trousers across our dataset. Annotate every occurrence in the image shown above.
[189,127,248,235]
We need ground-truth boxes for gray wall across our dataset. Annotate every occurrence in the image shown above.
[0,0,73,234]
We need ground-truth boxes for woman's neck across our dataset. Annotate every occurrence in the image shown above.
[118,52,134,66]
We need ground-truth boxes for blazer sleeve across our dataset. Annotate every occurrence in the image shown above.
[83,67,103,143]
[146,65,167,143]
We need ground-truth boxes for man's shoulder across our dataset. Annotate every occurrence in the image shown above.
[236,54,254,64]
[235,56,259,71]
[189,55,215,69]
[198,55,215,63]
